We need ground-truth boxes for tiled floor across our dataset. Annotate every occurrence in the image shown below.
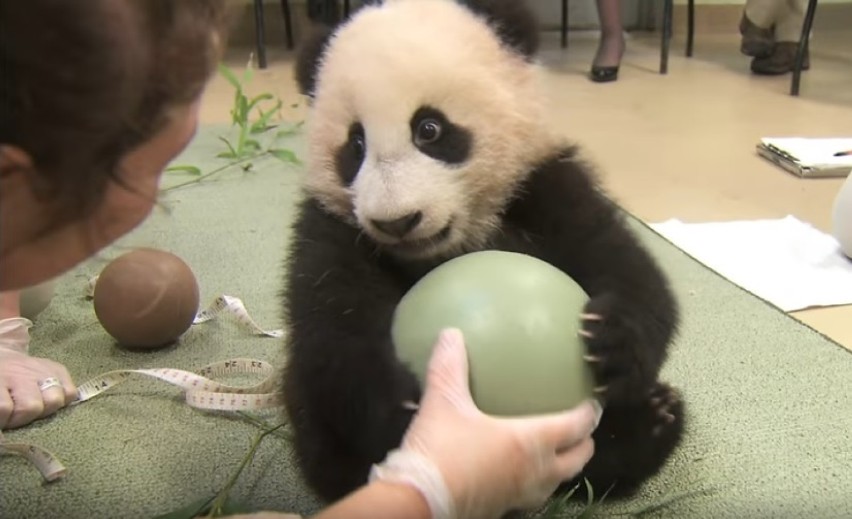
[202,25,852,351]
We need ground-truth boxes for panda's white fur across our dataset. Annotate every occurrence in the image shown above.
[305,0,561,259]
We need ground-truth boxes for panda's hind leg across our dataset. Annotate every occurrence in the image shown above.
[565,381,685,500]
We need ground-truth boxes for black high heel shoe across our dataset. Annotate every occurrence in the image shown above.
[589,35,624,83]
[590,65,619,82]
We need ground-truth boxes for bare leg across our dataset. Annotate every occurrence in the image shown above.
[590,0,625,82]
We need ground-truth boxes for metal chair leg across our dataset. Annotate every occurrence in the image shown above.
[561,0,568,49]
[281,0,294,50]
[686,0,695,57]
[791,0,818,96]
[660,0,673,74]
[253,0,267,69]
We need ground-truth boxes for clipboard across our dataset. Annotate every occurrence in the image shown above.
[756,137,852,178]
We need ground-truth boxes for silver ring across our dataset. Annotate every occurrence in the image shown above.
[38,377,62,392]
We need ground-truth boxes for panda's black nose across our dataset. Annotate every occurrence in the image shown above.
[371,212,423,238]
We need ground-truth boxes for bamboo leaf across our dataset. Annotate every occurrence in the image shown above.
[251,99,284,134]
[245,93,274,114]
[236,94,249,127]
[275,120,305,138]
[218,63,242,91]
[217,136,238,157]
[268,148,301,164]
[165,165,202,176]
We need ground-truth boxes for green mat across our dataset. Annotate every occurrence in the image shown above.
[1,125,850,519]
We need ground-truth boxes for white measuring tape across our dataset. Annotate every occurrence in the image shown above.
[1,284,287,482]
[0,433,67,482]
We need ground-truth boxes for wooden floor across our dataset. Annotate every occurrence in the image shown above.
[200,21,852,351]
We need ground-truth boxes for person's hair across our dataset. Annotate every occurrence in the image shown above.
[0,0,229,220]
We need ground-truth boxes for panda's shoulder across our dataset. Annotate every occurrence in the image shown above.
[291,196,353,238]
[513,145,604,205]
[287,196,362,262]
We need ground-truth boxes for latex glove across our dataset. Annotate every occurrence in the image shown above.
[370,328,602,519]
[0,317,77,430]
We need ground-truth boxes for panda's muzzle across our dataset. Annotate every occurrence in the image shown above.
[370,211,423,239]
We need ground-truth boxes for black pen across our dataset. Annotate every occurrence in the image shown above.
[834,150,852,157]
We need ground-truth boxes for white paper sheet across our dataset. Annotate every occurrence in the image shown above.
[650,216,852,312]
[761,137,852,167]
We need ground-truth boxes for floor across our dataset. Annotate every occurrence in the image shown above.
[199,23,852,352]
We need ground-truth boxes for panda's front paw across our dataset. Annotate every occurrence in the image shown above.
[649,381,680,437]
[579,293,645,402]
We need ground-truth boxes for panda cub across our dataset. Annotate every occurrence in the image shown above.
[281,0,685,506]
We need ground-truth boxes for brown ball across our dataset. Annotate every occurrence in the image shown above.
[93,248,200,349]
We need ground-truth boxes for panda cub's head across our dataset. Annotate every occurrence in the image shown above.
[296,0,560,260]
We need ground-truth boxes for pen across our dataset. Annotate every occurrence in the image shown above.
[834,150,852,157]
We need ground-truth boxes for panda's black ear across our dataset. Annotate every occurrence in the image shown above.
[294,24,335,98]
[459,0,539,59]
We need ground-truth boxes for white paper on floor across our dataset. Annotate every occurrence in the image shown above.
[650,215,852,312]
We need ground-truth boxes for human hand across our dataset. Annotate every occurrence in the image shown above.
[0,317,77,430]
[370,328,602,519]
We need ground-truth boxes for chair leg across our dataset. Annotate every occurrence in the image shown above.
[791,0,818,96]
[686,0,695,57]
[253,0,267,69]
[660,0,673,74]
[561,0,568,49]
[280,0,294,50]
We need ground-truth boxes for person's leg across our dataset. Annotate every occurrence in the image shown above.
[590,0,625,83]
[751,0,809,75]
[740,0,780,57]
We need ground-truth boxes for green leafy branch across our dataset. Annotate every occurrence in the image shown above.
[163,59,303,192]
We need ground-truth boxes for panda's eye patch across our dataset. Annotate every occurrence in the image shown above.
[415,119,442,146]
[410,106,471,165]
[335,122,366,185]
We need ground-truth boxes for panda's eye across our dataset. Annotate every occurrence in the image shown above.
[336,122,366,185]
[415,119,443,146]
[349,124,366,161]
[351,133,365,160]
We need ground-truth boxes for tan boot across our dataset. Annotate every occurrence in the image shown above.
[750,42,810,75]
[740,13,775,58]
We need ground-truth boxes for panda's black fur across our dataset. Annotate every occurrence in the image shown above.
[281,0,685,507]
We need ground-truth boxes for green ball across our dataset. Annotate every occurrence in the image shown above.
[391,250,595,417]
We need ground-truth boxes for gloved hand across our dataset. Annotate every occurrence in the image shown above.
[0,317,77,430]
[370,328,602,519]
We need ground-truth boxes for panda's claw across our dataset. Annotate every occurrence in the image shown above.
[579,329,595,339]
[580,313,603,322]
[593,385,609,394]
[401,400,420,411]
[649,382,681,436]
[583,354,602,363]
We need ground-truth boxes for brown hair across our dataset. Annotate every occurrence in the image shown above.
[0,0,229,220]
